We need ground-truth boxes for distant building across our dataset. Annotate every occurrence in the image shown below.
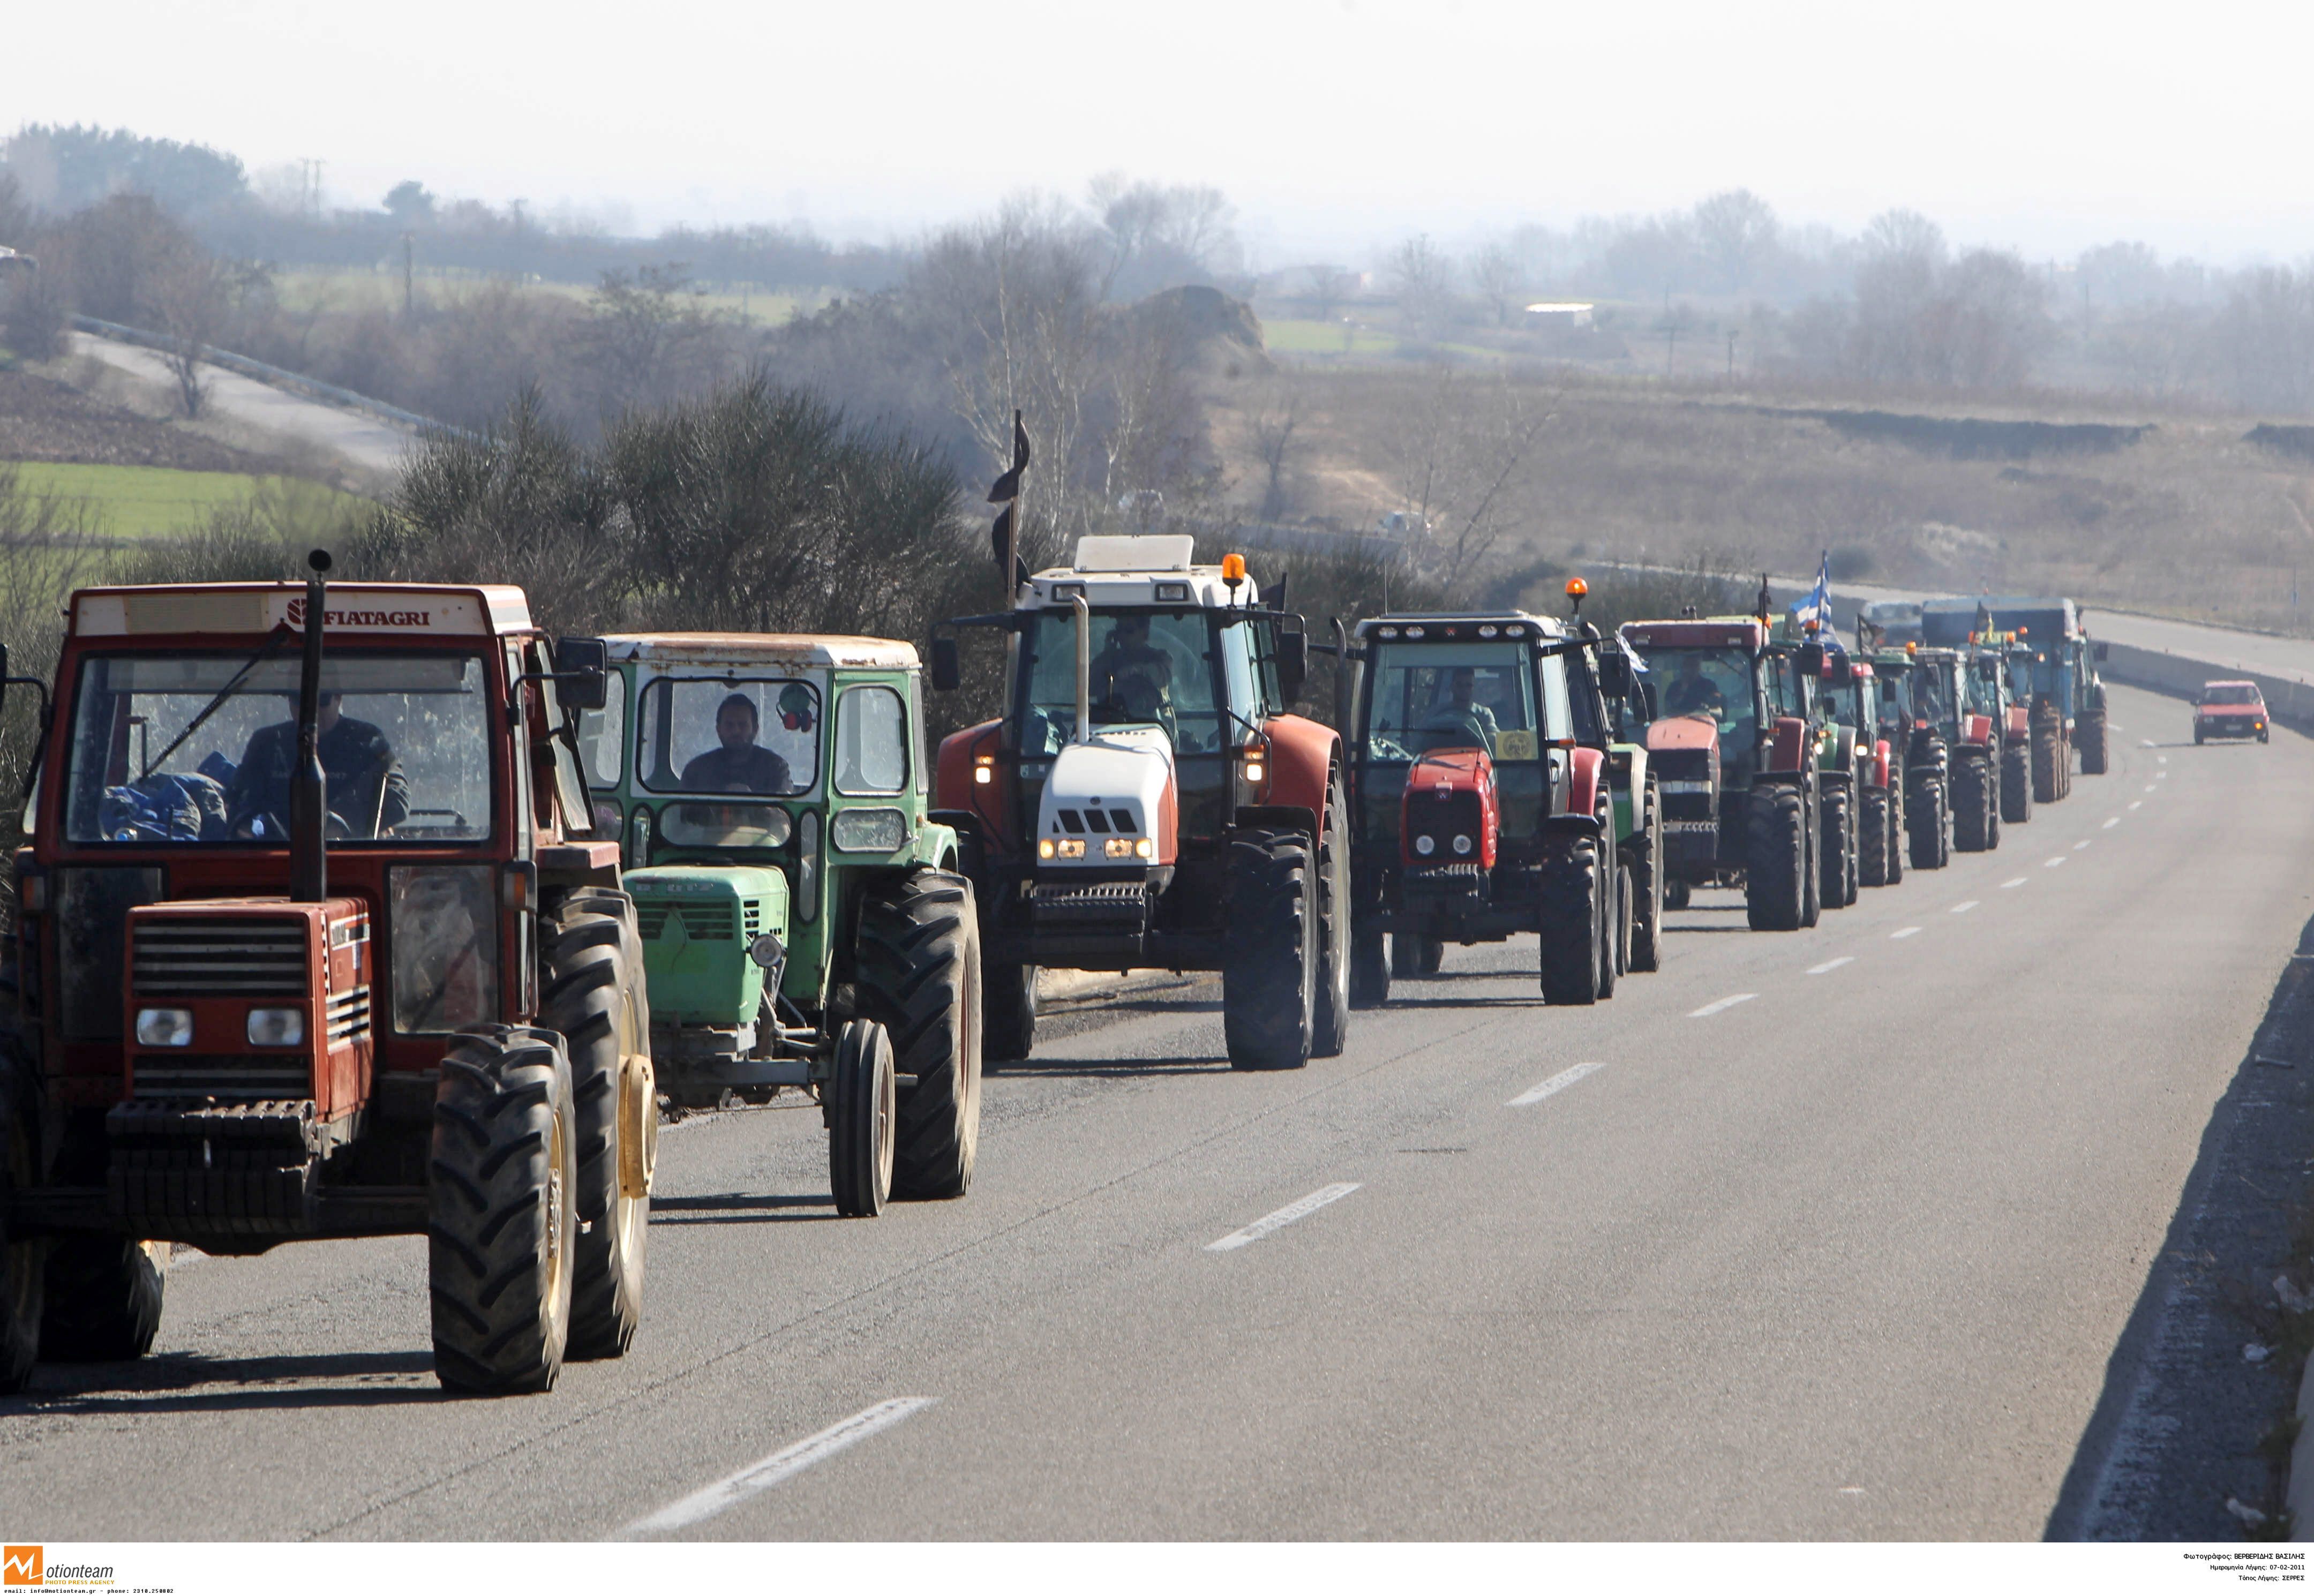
[1523,301,1594,328]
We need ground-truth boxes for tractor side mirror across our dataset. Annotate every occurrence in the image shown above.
[554,637,609,711]
[1797,643,1825,679]
[1595,648,1631,698]
[2092,642,2109,662]
[930,637,961,693]
[1276,629,1307,701]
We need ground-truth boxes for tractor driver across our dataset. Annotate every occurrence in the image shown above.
[1663,654,1728,719]
[1420,668,1500,753]
[227,691,410,839]
[681,692,792,794]
[1092,614,1175,729]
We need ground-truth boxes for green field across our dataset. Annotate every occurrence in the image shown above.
[271,268,820,327]
[1261,318,1404,358]
[5,463,370,540]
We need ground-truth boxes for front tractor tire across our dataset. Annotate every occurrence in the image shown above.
[2032,722,2068,803]
[1953,756,1995,852]
[1223,829,1318,1070]
[2000,743,2033,825]
[1746,785,1808,931]
[1909,774,1951,869]
[983,961,1036,1064]
[2078,709,2110,774]
[1859,786,1891,888]
[1627,784,1665,973]
[1311,770,1353,1059]
[827,1020,897,1217]
[1819,783,1857,909]
[429,1026,577,1395]
[1350,923,1390,1008]
[1541,816,1609,1003]
[543,893,651,1361]
[2,1047,47,1392]
[857,869,984,1201]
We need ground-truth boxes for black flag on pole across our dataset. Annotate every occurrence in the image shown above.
[987,410,1031,575]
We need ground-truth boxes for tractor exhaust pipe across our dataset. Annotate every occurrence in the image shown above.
[1071,592,1091,746]
[289,548,331,903]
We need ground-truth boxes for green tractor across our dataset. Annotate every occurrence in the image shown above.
[576,635,983,1217]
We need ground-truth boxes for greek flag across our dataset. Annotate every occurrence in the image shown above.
[1790,551,1832,635]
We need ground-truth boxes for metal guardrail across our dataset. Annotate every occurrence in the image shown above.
[70,315,477,441]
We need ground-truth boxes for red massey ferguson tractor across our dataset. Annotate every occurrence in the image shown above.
[928,535,1350,1072]
[0,559,655,1396]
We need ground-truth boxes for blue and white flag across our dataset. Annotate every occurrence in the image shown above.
[1789,551,1832,635]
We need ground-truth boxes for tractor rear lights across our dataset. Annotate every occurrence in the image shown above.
[134,1007,192,1047]
[830,808,908,854]
[246,1007,306,1047]
[974,755,995,785]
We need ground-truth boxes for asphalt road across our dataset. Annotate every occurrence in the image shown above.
[6,682,2309,1541]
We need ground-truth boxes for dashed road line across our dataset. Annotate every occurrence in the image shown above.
[1951,900,1980,914]
[1508,1062,1606,1107]
[2075,839,2091,850]
[2002,877,2028,889]
[1688,993,1758,1018]
[626,1398,940,1535]
[2139,738,2156,747]
[1207,1183,1361,1252]
[2144,785,2157,793]
[2129,800,2143,810]
[1891,927,1922,939]
[2046,855,2068,868]
[1807,956,1854,975]
[2158,755,2168,764]
[2103,817,2120,829]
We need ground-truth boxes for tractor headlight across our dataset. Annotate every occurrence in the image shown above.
[1452,834,1472,856]
[1056,838,1085,859]
[1038,838,1056,860]
[246,1007,304,1047]
[1135,837,1154,859]
[830,807,908,853]
[1414,834,1436,856]
[1104,837,1138,859]
[135,1008,193,1048]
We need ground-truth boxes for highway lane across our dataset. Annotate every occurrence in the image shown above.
[3,682,2307,1540]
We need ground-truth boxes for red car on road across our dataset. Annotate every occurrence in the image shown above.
[2195,681,2268,744]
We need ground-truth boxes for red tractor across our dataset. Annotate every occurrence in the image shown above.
[0,557,654,1395]
[929,536,1349,1071]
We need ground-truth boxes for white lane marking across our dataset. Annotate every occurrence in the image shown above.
[1806,956,1854,975]
[1508,1061,1606,1106]
[1951,900,1980,914]
[2128,801,2143,810]
[2143,785,2157,793]
[2111,722,2127,731]
[626,1398,938,1535]
[1207,1183,1361,1252]
[2001,877,2028,889]
[2046,855,2068,868]
[1891,926,1922,939]
[2158,755,2168,764]
[2075,839,2091,850]
[1688,992,1758,1018]
[2157,770,2169,780]
[2102,817,2119,829]
[2139,738,2156,747]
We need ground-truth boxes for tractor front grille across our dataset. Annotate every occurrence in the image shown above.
[325,985,372,1046]
[636,902,739,940]
[133,918,308,997]
[131,1054,312,1101]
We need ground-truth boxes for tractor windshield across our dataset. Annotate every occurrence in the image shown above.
[1914,662,1954,723]
[636,676,821,797]
[62,650,493,845]
[1016,609,1226,755]
[1966,657,2005,715]
[1633,645,1756,752]
[1362,643,1539,762]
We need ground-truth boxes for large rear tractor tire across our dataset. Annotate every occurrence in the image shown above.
[1908,776,1950,870]
[2001,743,2033,825]
[1606,863,1632,989]
[1350,924,1389,1008]
[1223,829,1317,1070]
[1,1044,44,1393]
[1859,787,1891,889]
[983,961,1036,1064]
[543,895,650,1362]
[1390,932,1423,981]
[1311,771,1353,1059]
[857,869,983,1202]
[2033,722,2066,803]
[1801,787,1822,928]
[1419,937,1444,976]
[1954,757,1994,852]
[1540,828,1607,1003]
[429,1026,576,1395]
[1819,784,1855,910]
[1746,785,1807,932]
[827,1019,896,1217]
[1628,788,1665,973]
[2078,709,2109,775]
[1884,783,1906,885]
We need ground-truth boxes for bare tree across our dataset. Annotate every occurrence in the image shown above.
[1469,243,1524,327]
[578,264,733,415]
[1248,374,1308,521]
[141,240,231,417]
[1303,263,1356,323]
[1389,235,1455,338]
[1388,367,1556,583]
[1692,190,1779,293]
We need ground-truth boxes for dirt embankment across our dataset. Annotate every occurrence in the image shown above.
[0,366,272,472]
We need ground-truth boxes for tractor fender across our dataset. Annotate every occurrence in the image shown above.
[935,719,1007,847]
[1237,803,1318,841]
[1832,724,1857,773]
[2005,704,2031,743]
[1962,713,1995,747]
[1561,744,1606,824]
[1767,715,1810,773]
[1259,713,1341,824]
[1872,738,1892,789]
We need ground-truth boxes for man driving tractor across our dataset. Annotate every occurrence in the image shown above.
[227,690,409,837]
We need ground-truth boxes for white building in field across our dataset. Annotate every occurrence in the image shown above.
[1523,301,1594,328]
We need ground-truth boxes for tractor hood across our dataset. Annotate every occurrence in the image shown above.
[1035,725,1178,867]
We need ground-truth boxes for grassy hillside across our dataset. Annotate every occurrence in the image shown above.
[5,463,369,540]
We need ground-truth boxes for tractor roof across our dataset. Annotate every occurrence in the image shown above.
[1021,534,1256,609]
[67,582,533,639]
[1618,618,1768,650]
[598,633,919,671]
[1353,611,1568,641]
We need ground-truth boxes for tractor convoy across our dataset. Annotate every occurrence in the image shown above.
[0,537,2118,1397]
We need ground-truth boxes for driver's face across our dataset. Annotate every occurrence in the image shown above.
[1449,670,1475,703]
[717,705,758,750]
[1117,618,1150,647]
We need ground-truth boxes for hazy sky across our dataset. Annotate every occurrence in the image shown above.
[15,0,2314,265]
